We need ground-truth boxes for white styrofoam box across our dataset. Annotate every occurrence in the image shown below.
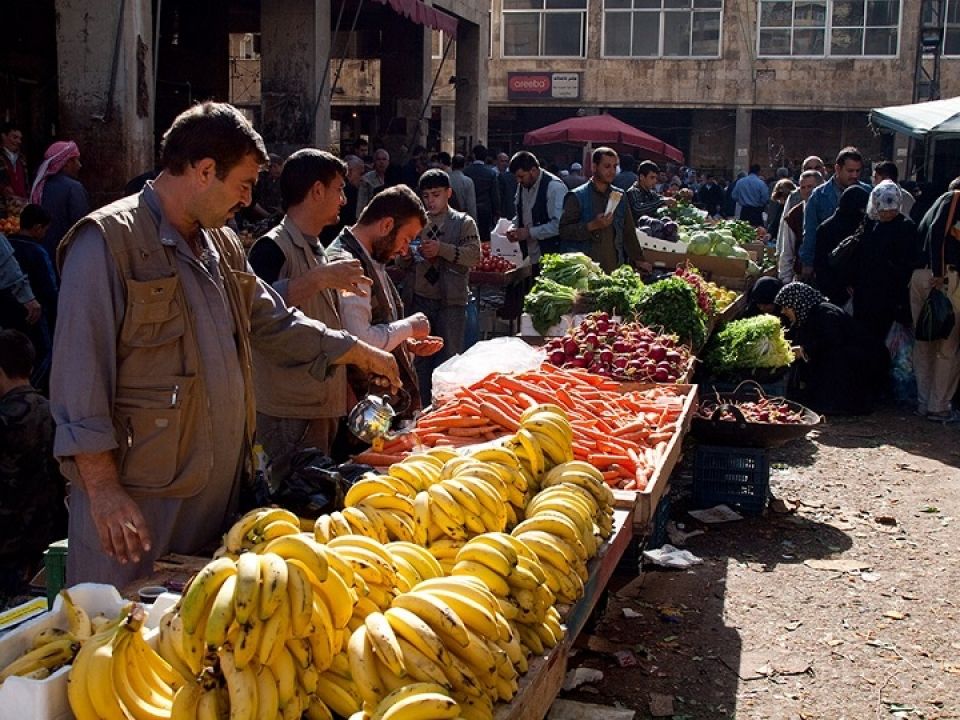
[0,583,129,720]
[637,230,688,254]
[520,312,573,338]
[142,591,181,631]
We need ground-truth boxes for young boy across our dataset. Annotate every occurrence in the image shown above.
[403,169,481,405]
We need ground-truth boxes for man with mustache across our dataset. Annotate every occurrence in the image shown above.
[50,102,400,587]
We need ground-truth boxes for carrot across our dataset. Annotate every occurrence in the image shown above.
[447,425,499,437]
[417,416,490,429]
[351,451,406,466]
[588,453,633,467]
[479,402,521,432]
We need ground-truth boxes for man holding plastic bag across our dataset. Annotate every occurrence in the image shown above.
[910,185,960,422]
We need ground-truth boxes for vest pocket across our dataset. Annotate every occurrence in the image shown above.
[113,375,194,492]
[123,276,185,347]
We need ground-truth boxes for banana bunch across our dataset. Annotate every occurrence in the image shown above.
[424,460,510,543]
[539,460,615,539]
[462,446,532,529]
[343,577,522,720]
[0,588,100,685]
[348,683,462,720]
[504,404,575,481]
[325,535,399,622]
[338,472,420,543]
[384,541,445,591]
[451,534,556,632]
[67,605,185,720]
[219,506,303,557]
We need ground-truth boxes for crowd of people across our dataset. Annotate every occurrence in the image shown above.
[1,104,959,602]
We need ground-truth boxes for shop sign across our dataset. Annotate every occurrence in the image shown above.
[507,72,581,101]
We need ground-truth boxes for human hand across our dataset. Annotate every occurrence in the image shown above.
[313,259,372,296]
[930,275,946,290]
[85,484,153,565]
[23,299,41,324]
[407,335,445,357]
[420,237,441,259]
[358,344,401,393]
[792,345,809,362]
[507,226,530,242]
[407,312,431,339]
[590,213,614,231]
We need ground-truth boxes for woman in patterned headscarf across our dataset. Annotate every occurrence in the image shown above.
[775,281,886,415]
[844,180,920,347]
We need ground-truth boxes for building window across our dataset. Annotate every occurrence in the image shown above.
[758,0,901,57]
[939,1,960,55]
[603,0,723,58]
[502,0,587,57]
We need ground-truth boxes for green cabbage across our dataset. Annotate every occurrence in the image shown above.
[704,315,795,370]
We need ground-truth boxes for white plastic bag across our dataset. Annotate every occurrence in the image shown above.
[431,337,544,404]
[490,218,525,263]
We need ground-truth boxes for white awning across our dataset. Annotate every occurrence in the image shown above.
[870,97,960,139]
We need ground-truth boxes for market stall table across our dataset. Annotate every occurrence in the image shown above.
[472,263,533,336]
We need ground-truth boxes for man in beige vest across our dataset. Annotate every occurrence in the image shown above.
[249,149,371,473]
[50,103,400,587]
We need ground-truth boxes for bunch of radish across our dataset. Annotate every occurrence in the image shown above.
[543,313,692,383]
[697,399,804,424]
[473,242,516,273]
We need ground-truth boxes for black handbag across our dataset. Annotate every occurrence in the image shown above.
[828,224,863,270]
[915,288,955,342]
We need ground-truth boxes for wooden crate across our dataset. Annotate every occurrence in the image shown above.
[613,384,698,528]
[470,263,532,288]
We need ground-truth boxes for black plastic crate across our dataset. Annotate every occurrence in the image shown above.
[645,493,672,550]
[693,445,769,516]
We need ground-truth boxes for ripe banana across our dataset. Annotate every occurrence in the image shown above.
[59,589,92,640]
[180,556,238,635]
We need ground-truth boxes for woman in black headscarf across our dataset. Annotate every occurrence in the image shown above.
[743,276,783,317]
[814,185,870,306]
[775,282,886,415]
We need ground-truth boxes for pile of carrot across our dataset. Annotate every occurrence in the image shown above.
[352,363,688,491]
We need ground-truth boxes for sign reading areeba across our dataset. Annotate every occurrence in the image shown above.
[508,72,581,100]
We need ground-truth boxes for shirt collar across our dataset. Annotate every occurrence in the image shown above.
[142,181,220,265]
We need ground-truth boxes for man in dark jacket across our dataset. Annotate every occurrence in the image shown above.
[506,151,566,264]
[464,144,500,241]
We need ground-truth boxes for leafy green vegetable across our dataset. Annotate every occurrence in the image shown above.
[578,265,646,317]
[704,315,795,371]
[539,253,603,289]
[635,277,707,347]
[523,278,576,334]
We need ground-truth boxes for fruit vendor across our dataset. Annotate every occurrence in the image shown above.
[249,149,373,470]
[625,160,676,221]
[398,169,481,406]
[330,184,434,419]
[505,150,565,264]
[50,102,401,587]
[558,146,646,274]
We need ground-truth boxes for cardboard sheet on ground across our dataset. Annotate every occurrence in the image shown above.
[548,699,636,719]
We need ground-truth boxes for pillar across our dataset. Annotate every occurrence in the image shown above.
[55,0,154,206]
[260,0,331,153]
[454,16,489,154]
[734,107,752,176]
[441,105,456,155]
[379,21,430,157]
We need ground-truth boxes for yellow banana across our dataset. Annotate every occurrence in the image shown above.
[466,446,521,470]
[201,573,236,651]
[390,592,470,649]
[371,507,415,543]
[231,615,262,671]
[59,589,93,640]
[364,611,406,677]
[415,589,500,645]
[411,577,501,620]
[391,636,451,688]
[112,631,175,720]
[263,533,329,584]
[314,565,355,629]
[255,665,281,720]
[267,644,297,707]
[307,597,336,671]
[30,626,73,650]
[345,474,404,507]
[285,559,314,638]
[179,556,238,635]
[450,559,511,597]
[413,491,431,546]
[222,508,270,554]
[358,492,416,517]
[233,551,261,626]
[370,682,451,720]
[315,671,363,718]
[314,514,334,543]
[513,516,588,560]
[170,681,203,720]
[219,646,259,720]
[441,479,482,517]
[0,634,78,682]
[383,606,450,667]
[342,506,386,542]
[386,541,444,580]
[378,691,459,720]
[455,543,513,578]
[305,698,334,720]
[256,598,290,667]
[256,551,289,621]
[347,625,385,706]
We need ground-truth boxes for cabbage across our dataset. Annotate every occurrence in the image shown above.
[688,232,711,255]
[704,315,795,370]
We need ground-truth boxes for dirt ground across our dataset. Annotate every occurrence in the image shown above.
[561,406,960,719]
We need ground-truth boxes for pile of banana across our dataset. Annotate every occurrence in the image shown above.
[504,404,576,479]
[0,589,95,684]
[511,460,616,605]
[347,575,523,720]
[68,604,185,720]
